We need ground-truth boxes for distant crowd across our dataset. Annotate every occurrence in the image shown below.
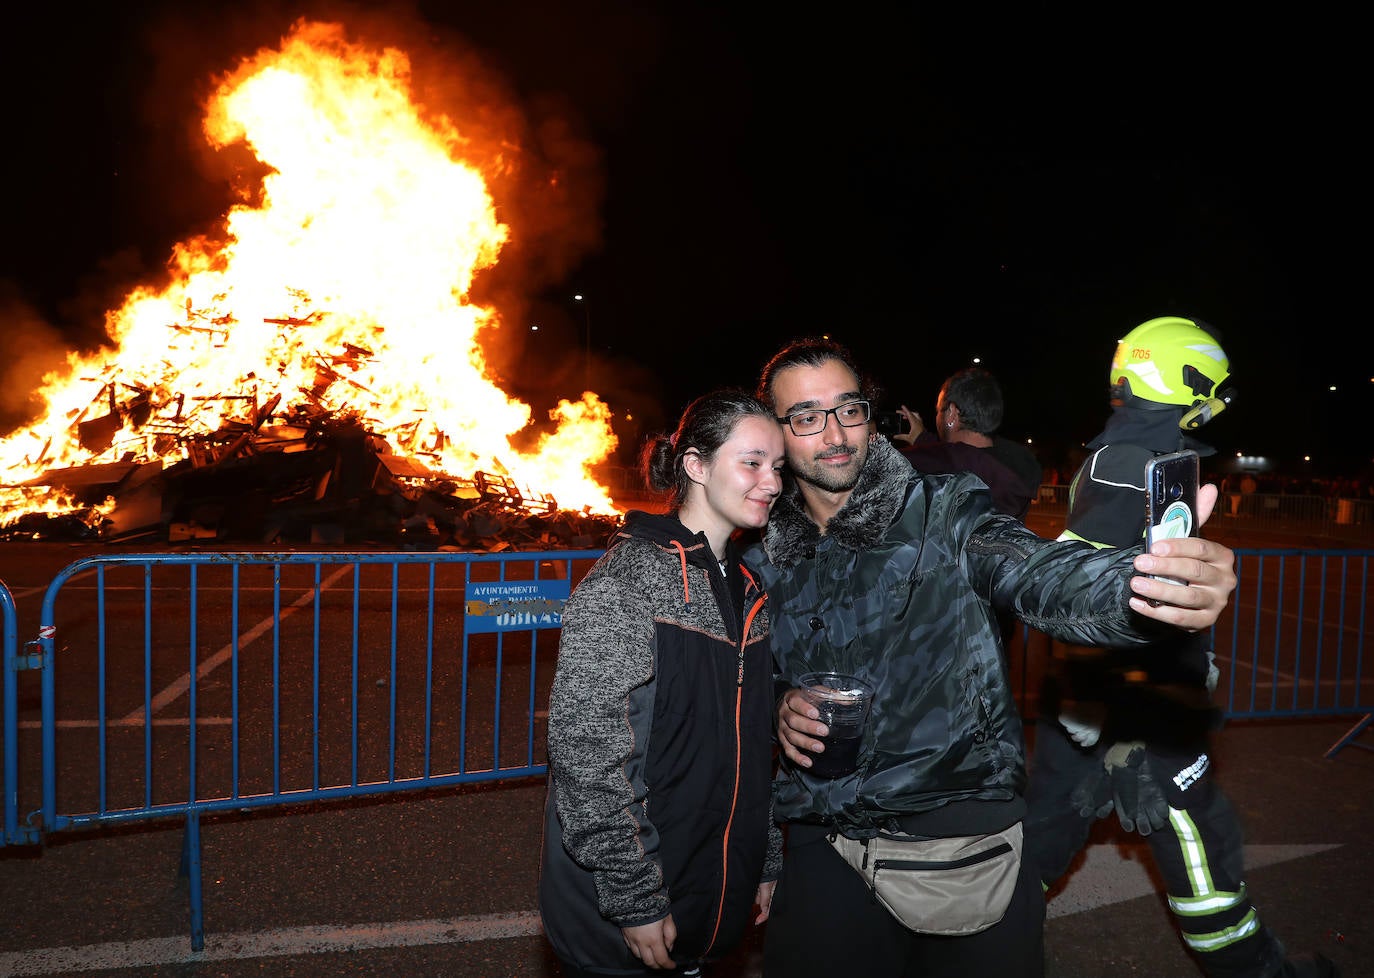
[1215,471,1374,500]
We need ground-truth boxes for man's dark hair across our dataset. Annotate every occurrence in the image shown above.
[755,336,878,411]
[941,367,1004,435]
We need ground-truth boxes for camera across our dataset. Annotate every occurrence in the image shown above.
[874,410,909,437]
[1151,468,1187,501]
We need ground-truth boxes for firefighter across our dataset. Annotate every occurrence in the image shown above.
[1025,316,1338,978]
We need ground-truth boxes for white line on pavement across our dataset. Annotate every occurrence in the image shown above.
[0,910,544,976]
[0,843,1344,974]
[1047,842,1342,919]
[119,563,357,725]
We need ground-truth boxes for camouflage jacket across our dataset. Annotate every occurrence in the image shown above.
[745,437,1167,836]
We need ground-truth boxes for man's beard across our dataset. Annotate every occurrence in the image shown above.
[789,439,868,494]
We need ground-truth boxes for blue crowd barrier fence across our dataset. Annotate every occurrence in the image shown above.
[1,549,602,950]
[1,546,1370,951]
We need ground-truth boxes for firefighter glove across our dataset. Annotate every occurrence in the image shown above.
[1069,762,1114,821]
[1102,740,1170,836]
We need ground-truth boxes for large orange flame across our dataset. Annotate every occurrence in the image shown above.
[0,19,618,525]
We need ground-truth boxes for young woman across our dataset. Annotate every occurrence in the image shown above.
[539,388,786,976]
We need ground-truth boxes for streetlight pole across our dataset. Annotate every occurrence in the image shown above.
[574,294,591,391]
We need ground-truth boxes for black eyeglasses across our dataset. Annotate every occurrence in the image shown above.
[777,399,871,436]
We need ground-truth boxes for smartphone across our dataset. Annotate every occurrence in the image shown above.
[874,410,910,437]
[1144,449,1200,586]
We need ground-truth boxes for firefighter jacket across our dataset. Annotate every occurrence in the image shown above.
[539,510,782,970]
[1052,405,1221,746]
[745,436,1175,839]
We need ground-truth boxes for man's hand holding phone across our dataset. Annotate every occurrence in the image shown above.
[1131,482,1236,631]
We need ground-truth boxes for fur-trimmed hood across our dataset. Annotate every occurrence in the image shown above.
[761,436,913,567]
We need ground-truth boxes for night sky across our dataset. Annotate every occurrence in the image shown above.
[3,2,1367,481]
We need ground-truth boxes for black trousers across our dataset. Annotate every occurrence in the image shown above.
[1026,720,1288,978]
[556,962,702,978]
[762,822,1045,978]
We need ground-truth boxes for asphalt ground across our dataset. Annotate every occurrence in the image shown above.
[1,518,1370,978]
[0,717,1368,978]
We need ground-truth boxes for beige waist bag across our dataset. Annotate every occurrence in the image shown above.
[828,821,1023,935]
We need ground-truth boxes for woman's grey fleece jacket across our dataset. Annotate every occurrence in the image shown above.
[539,510,783,971]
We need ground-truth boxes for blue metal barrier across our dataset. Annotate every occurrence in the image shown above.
[12,549,600,951]
[1215,549,1373,758]
[1004,549,1374,756]
[1221,549,1371,719]
[1,546,1370,952]
[1,578,17,846]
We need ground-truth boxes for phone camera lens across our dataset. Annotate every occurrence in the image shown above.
[1169,483,1183,501]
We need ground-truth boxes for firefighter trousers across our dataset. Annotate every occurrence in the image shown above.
[1026,721,1288,978]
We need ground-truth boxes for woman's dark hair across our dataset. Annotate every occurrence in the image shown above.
[754,336,879,412]
[941,367,1004,435]
[640,388,775,510]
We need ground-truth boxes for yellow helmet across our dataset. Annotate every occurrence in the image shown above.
[1110,316,1236,430]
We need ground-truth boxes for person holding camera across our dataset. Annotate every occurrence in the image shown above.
[887,367,1041,522]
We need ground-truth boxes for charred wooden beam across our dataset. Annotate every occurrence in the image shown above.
[473,471,557,514]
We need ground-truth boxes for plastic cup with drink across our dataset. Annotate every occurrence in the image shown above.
[795,671,874,779]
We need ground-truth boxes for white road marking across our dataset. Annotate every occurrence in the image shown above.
[118,563,357,725]
[1047,842,1342,918]
[0,844,1340,974]
[0,910,544,976]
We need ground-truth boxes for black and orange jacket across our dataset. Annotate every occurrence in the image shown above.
[538,510,782,971]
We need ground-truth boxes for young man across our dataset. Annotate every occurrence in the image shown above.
[744,336,1240,978]
[1025,316,1338,978]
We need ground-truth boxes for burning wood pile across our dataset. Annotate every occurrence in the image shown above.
[3,384,621,549]
[0,20,627,550]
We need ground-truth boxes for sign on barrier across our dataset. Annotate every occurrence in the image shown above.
[463,579,569,632]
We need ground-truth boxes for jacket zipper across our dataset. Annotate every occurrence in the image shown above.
[702,587,765,958]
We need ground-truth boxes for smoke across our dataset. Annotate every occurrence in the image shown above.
[0,285,77,436]
[7,0,633,465]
